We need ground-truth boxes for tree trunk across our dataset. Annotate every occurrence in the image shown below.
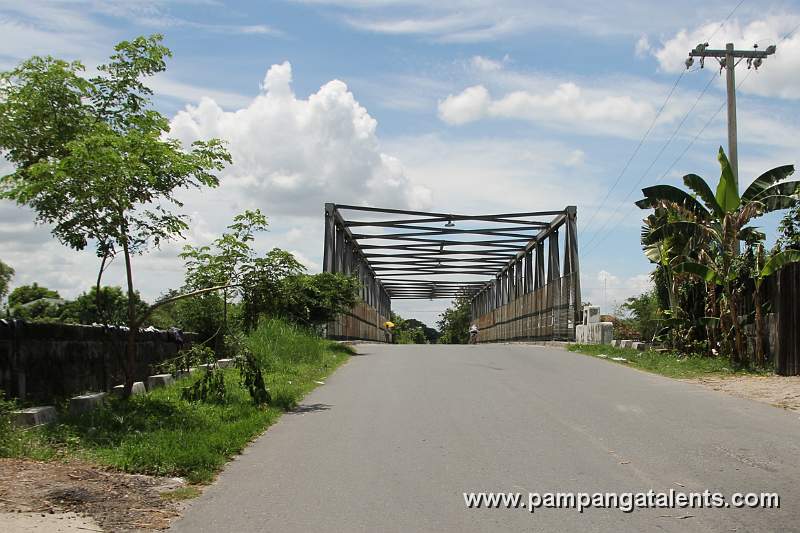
[725,285,744,364]
[121,231,137,398]
[754,285,765,366]
[95,251,109,325]
[222,288,228,356]
[706,282,717,356]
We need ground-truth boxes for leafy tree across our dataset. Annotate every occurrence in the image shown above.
[181,210,268,347]
[149,289,225,345]
[8,283,60,307]
[9,298,67,322]
[0,35,231,395]
[239,248,305,331]
[0,260,13,303]
[638,147,799,363]
[7,283,65,322]
[776,203,800,251]
[616,289,662,342]
[390,313,438,344]
[61,286,148,326]
[405,318,440,344]
[436,294,472,344]
[277,273,361,328]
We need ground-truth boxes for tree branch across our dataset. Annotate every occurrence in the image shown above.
[135,284,235,327]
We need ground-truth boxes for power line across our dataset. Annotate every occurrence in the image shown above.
[579,71,686,233]
[706,0,748,43]
[781,20,800,42]
[583,68,755,256]
[581,70,718,254]
[656,69,754,183]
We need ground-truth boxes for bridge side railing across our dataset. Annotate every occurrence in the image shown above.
[323,203,392,342]
[470,207,580,343]
[473,273,579,342]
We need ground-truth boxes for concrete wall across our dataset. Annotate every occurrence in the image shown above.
[0,320,193,402]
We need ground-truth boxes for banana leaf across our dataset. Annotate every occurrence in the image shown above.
[741,164,795,202]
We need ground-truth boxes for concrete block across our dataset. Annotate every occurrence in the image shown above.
[621,340,633,349]
[582,305,601,325]
[146,374,174,390]
[111,382,146,397]
[631,342,649,351]
[12,406,57,427]
[69,393,107,415]
[217,358,234,369]
[575,322,614,345]
[175,369,196,380]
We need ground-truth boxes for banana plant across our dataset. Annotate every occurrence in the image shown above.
[637,147,798,363]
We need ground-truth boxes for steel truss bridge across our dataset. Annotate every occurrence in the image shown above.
[323,203,581,343]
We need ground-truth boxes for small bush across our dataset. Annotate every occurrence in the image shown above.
[180,346,227,404]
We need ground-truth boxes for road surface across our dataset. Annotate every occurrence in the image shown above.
[172,344,800,532]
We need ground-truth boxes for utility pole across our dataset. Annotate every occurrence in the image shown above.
[686,42,776,189]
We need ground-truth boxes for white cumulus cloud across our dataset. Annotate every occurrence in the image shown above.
[169,61,432,216]
[437,85,491,125]
[437,82,654,136]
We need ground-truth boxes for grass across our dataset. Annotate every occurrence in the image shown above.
[567,343,770,379]
[0,319,353,484]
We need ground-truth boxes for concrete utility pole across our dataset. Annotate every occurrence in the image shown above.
[686,42,776,189]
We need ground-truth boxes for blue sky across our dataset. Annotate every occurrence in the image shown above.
[2,0,800,326]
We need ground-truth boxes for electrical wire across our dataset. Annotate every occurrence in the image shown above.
[583,68,755,255]
[581,70,717,253]
[579,70,686,236]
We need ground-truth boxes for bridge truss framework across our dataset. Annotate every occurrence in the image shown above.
[323,203,581,342]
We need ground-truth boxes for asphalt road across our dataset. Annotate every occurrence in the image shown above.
[171,344,800,532]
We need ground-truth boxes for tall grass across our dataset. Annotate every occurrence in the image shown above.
[248,318,330,369]
[248,318,353,410]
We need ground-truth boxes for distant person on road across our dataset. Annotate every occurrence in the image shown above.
[384,320,395,343]
[469,324,479,344]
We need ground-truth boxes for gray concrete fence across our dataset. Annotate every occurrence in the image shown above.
[0,320,194,402]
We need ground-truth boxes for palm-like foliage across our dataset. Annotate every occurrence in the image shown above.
[637,147,800,363]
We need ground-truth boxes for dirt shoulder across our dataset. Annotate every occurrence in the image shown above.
[0,458,188,531]
[684,375,800,412]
